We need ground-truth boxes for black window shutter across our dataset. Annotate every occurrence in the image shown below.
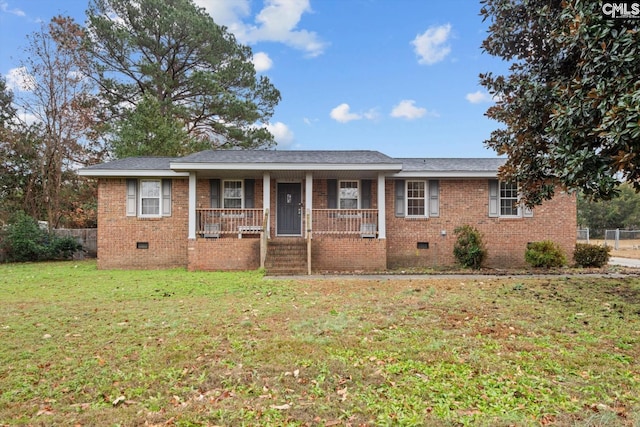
[210,179,221,208]
[327,179,337,209]
[361,179,372,209]
[395,180,405,217]
[244,179,255,208]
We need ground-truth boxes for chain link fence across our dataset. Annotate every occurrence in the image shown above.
[603,229,640,251]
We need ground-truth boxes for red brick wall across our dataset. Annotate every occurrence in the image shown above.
[385,179,577,269]
[188,237,260,271]
[96,176,576,271]
[96,178,189,269]
[311,235,386,272]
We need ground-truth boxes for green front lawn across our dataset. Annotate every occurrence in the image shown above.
[0,261,639,426]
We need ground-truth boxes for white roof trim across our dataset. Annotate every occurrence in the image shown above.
[393,171,499,178]
[170,162,403,171]
[78,169,190,177]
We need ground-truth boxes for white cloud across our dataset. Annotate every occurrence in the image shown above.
[412,24,452,65]
[330,103,382,124]
[465,90,498,104]
[5,67,35,92]
[390,100,432,120]
[196,0,327,57]
[252,52,273,72]
[194,0,250,35]
[303,117,319,126]
[266,121,294,147]
[330,103,360,123]
[0,1,25,17]
[16,109,39,126]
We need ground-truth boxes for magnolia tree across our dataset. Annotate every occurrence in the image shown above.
[480,0,640,204]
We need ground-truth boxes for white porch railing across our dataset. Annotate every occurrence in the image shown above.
[197,208,264,237]
[311,209,378,237]
[197,208,379,238]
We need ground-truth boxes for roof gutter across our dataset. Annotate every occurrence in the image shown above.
[77,169,190,177]
[169,162,404,172]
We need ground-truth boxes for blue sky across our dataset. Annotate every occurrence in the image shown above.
[0,0,509,158]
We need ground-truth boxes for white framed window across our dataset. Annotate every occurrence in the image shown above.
[339,180,359,209]
[488,180,532,218]
[500,181,520,217]
[126,178,171,218]
[406,180,427,217]
[140,179,161,217]
[394,180,439,218]
[223,180,243,208]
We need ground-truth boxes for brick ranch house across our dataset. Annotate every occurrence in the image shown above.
[78,150,576,273]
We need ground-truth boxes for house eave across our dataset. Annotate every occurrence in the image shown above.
[77,169,190,177]
[170,162,404,172]
[393,171,499,178]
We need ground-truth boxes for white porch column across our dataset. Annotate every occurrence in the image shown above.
[188,172,197,239]
[377,172,386,239]
[305,172,313,238]
[263,172,271,236]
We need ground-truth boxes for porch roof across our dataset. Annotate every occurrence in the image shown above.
[170,150,402,171]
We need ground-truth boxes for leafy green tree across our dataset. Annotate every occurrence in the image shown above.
[578,183,640,231]
[1,17,103,228]
[0,76,16,127]
[0,123,46,223]
[85,0,281,157]
[111,94,202,158]
[480,0,640,204]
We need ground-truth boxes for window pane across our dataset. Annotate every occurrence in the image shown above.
[339,181,358,209]
[500,182,519,216]
[141,180,160,198]
[340,199,358,209]
[224,181,242,198]
[140,180,161,215]
[223,181,242,208]
[407,199,425,216]
[406,181,426,216]
[141,198,160,215]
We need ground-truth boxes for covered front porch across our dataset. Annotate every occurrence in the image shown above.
[186,175,389,273]
[170,150,401,273]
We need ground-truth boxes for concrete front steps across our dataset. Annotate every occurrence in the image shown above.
[265,238,308,275]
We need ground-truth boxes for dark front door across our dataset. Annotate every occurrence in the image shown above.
[277,183,302,235]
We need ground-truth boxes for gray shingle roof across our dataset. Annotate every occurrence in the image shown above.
[174,150,398,164]
[78,151,505,175]
[81,157,177,170]
[397,157,506,172]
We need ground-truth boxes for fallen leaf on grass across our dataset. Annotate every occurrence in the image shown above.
[337,386,348,401]
[269,403,291,410]
[36,407,54,416]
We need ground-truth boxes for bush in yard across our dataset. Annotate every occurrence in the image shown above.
[2,212,82,262]
[453,225,487,269]
[525,240,566,268]
[573,243,611,268]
